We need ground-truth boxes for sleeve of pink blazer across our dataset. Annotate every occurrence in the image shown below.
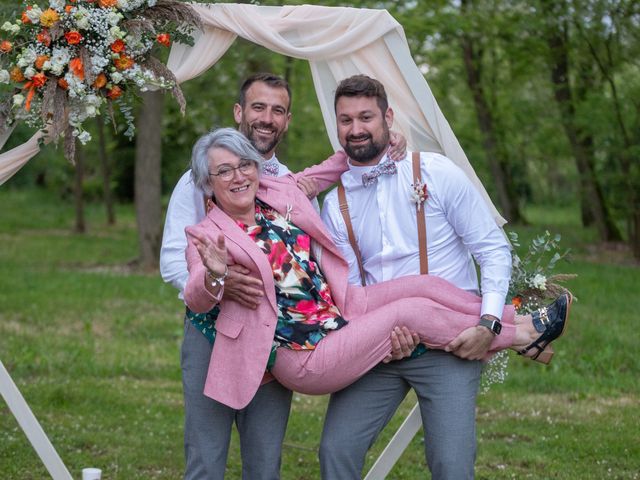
[285,150,348,191]
[183,222,225,313]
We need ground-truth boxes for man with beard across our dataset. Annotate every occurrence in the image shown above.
[319,75,512,479]
[161,73,294,480]
[160,73,412,479]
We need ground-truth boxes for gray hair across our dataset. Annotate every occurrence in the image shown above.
[190,127,264,196]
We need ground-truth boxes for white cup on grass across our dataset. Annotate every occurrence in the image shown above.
[82,467,102,480]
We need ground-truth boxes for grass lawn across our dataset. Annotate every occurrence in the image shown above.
[1,189,639,479]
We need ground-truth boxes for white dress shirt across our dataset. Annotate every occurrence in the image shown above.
[321,152,511,320]
[160,155,290,298]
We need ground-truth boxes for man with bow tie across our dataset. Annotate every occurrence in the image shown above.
[320,75,512,479]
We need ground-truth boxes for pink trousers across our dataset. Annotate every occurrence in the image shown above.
[271,275,516,395]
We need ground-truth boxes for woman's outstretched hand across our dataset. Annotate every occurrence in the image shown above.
[190,230,228,277]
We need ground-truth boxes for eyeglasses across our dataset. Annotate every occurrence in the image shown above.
[209,159,257,180]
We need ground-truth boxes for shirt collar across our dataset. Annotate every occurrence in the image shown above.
[345,152,391,185]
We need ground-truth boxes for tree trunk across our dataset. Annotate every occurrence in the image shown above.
[459,29,524,224]
[74,142,86,234]
[96,116,116,225]
[135,90,164,271]
[541,1,622,241]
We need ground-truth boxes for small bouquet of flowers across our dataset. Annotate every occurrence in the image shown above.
[507,230,576,314]
[481,230,575,392]
[0,0,200,160]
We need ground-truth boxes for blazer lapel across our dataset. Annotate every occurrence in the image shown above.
[206,205,278,310]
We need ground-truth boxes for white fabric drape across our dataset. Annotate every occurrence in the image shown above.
[0,3,505,226]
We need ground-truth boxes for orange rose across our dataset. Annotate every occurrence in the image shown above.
[69,57,84,80]
[31,72,47,88]
[106,85,123,99]
[10,66,25,83]
[65,6,73,14]
[156,33,171,47]
[37,29,52,47]
[0,41,12,53]
[92,73,107,89]
[21,7,32,24]
[511,296,522,310]
[40,8,60,28]
[110,39,126,53]
[114,54,134,70]
[35,55,50,70]
[57,78,69,90]
[65,31,83,45]
[98,0,118,7]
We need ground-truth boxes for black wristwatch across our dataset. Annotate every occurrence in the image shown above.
[478,315,502,335]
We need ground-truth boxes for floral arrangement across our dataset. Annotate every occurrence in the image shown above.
[0,0,200,160]
[507,230,576,314]
[410,177,428,206]
[481,230,575,392]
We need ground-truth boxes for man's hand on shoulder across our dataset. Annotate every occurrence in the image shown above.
[388,130,407,161]
[222,264,264,309]
[445,324,494,361]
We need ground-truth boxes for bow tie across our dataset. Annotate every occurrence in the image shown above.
[361,161,397,187]
[262,160,279,177]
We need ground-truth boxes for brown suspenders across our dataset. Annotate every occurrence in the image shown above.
[337,152,428,287]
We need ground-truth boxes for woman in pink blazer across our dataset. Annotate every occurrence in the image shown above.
[184,128,571,410]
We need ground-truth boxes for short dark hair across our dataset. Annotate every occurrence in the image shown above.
[239,73,292,112]
[334,75,388,114]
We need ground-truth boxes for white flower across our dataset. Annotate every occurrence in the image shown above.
[84,94,102,108]
[110,71,123,84]
[49,0,66,11]
[76,130,92,144]
[90,55,110,74]
[106,12,123,26]
[24,67,36,79]
[0,70,9,84]
[117,0,131,9]
[109,26,125,40]
[25,6,43,24]
[76,16,90,30]
[42,61,52,71]
[529,274,547,291]
[49,47,71,75]
[17,48,38,68]
[1,22,20,34]
[147,0,157,6]
[12,94,25,107]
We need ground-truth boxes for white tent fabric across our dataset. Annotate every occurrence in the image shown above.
[0,3,504,226]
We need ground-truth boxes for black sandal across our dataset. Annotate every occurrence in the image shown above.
[518,293,573,364]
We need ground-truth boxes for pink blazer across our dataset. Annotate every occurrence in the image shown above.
[184,151,368,409]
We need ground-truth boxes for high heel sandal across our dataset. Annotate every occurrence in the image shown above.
[519,293,573,365]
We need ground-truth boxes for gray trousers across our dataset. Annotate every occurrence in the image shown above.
[319,350,482,480]
[181,318,292,480]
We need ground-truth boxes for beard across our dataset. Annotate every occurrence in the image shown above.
[239,120,283,155]
[343,128,390,164]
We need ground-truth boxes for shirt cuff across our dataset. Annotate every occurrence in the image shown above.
[481,292,506,321]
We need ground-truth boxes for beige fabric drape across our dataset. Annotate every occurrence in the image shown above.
[0,3,505,226]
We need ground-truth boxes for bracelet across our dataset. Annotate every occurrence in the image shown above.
[206,265,228,289]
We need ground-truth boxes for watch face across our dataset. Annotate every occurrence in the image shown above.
[493,321,502,335]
